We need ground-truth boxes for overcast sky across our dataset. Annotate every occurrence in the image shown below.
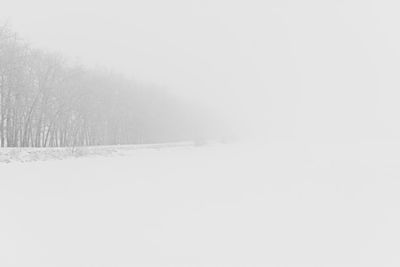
[2,0,400,142]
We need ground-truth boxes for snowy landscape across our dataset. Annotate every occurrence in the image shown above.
[1,141,400,266]
[2,0,400,266]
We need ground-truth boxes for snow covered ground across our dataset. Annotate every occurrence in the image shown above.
[1,141,400,266]
[0,142,194,163]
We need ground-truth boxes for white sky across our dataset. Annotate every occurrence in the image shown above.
[2,0,400,142]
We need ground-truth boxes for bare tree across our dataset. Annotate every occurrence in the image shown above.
[0,25,209,148]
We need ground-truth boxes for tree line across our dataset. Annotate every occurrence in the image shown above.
[0,25,205,147]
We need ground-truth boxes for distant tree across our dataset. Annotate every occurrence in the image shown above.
[0,25,212,147]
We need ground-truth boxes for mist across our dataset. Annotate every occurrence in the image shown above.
[2,1,400,267]
[2,0,400,143]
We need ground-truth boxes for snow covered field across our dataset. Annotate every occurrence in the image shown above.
[1,142,400,266]
[0,142,194,163]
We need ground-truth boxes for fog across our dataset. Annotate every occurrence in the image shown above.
[0,0,400,141]
[2,0,398,142]
[4,2,400,266]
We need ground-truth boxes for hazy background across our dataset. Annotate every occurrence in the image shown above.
[2,0,400,143]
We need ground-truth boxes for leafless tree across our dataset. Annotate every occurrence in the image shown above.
[0,25,210,147]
